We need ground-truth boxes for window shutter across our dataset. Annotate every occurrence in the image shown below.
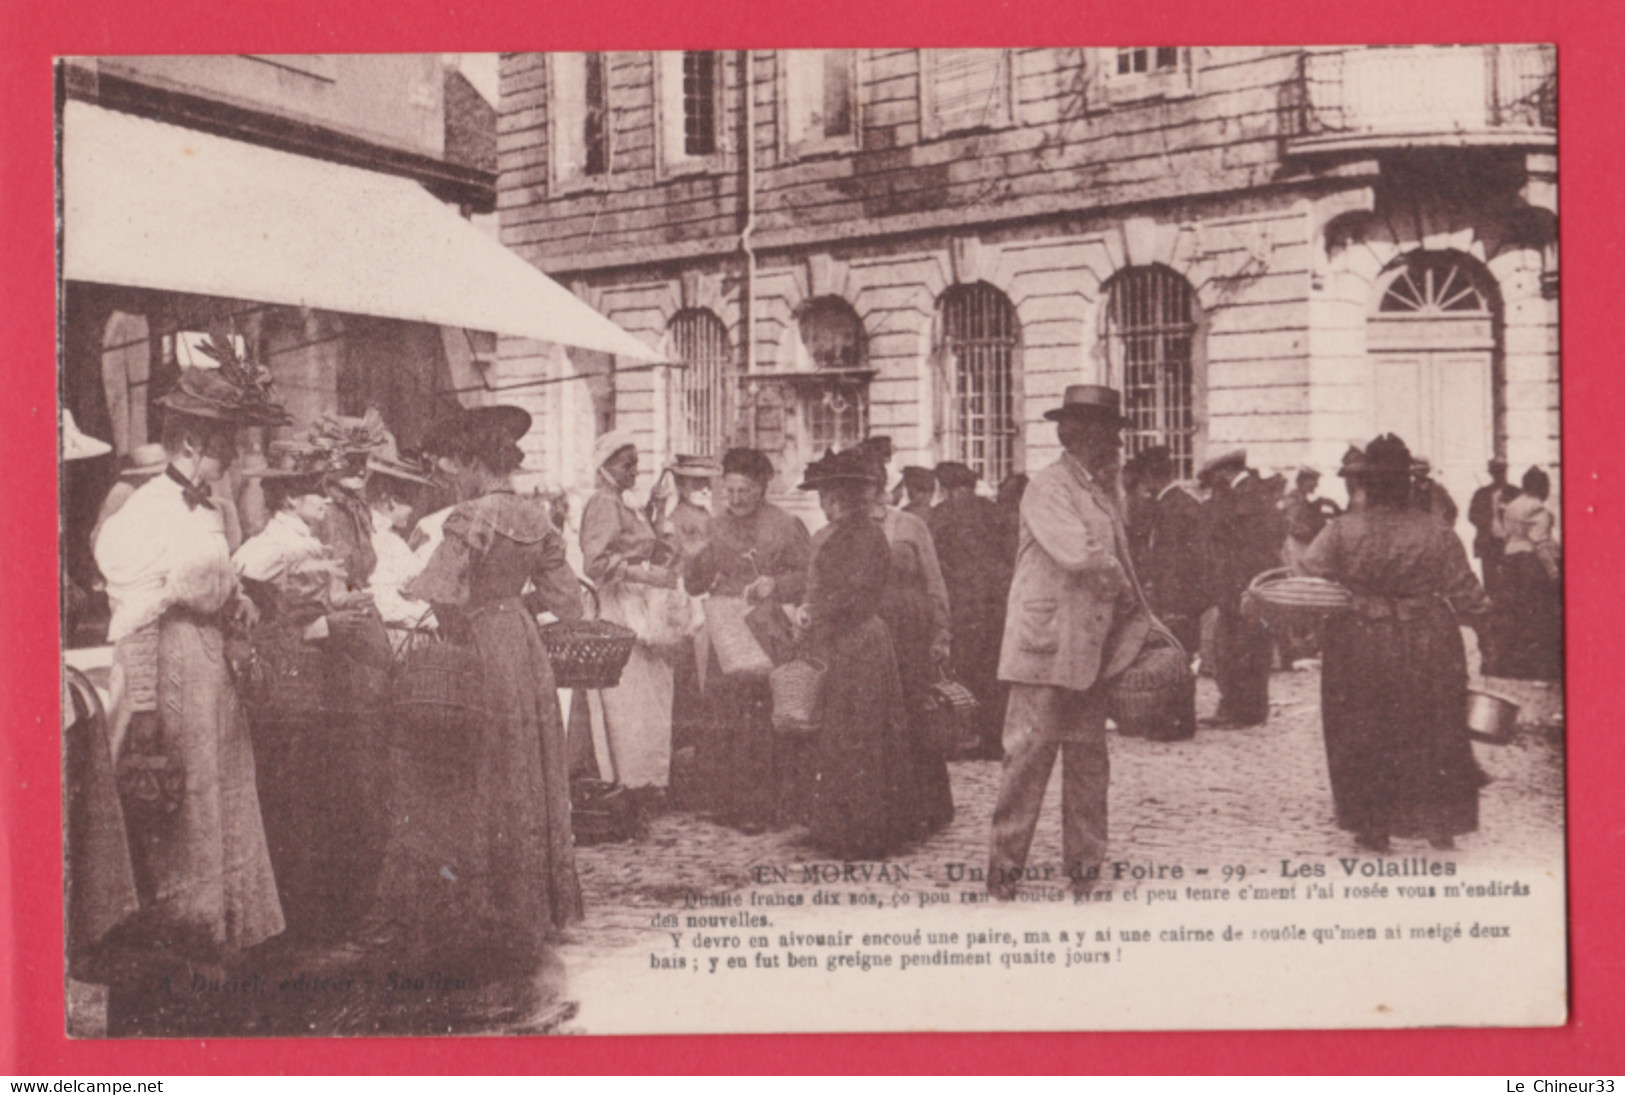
[931,49,1007,133]
[551,53,587,182]
[659,51,688,165]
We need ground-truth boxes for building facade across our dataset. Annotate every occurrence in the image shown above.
[496,46,1558,524]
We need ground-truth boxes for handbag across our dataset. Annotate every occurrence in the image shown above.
[115,716,185,824]
[921,668,981,757]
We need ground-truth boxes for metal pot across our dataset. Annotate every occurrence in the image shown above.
[1466,689,1520,744]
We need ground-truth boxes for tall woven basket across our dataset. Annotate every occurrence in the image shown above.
[1105,630,1194,737]
[769,658,827,734]
[391,628,488,734]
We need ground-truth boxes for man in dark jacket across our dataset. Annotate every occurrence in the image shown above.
[930,461,1012,758]
[1134,447,1209,662]
[1200,448,1284,727]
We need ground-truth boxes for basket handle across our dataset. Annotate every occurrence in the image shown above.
[578,578,602,621]
[1248,566,1294,593]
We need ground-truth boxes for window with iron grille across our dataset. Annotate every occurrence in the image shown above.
[671,309,731,457]
[798,298,869,454]
[682,51,718,157]
[937,283,1020,485]
[1105,266,1199,479]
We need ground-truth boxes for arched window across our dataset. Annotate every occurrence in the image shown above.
[1377,251,1494,315]
[670,308,732,457]
[1104,265,1200,478]
[797,297,869,454]
[937,283,1021,484]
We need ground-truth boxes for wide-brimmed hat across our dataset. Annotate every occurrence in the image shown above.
[856,435,895,460]
[1198,448,1248,480]
[469,405,533,442]
[367,453,436,487]
[934,461,979,490]
[244,445,329,492]
[1339,434,1413,479]
[1043,384,1131,426]
[118,442,168,481]
[61,409,112,461]
[155,331,290,426]
[669,453,724,479]
[798,447,882,491]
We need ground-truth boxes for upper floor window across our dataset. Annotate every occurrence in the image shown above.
[549,52,611,192]
[657,51,727,175]
[783,51,864,156]
[1116,48,1180,76]
[921,49,1013,138]
[1104,265,1202,479]
[780,50,861,158]
[1101,47,1195,104]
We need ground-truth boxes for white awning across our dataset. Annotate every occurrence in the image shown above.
[60,100,662,362]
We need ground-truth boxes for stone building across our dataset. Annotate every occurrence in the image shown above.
[496,46,1558,524]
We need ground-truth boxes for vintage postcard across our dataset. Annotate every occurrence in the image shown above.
[57,46,1564,1037]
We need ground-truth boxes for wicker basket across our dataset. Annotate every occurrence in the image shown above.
[391,629,488,730]
[1105,630,1194,737]
[1242,567,1354,629]
[540,619,638,690]
[770,658,827,734]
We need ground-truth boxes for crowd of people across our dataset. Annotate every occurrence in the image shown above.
[62,340,1563,1028]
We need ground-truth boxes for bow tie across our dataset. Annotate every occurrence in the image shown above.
[165,466,216,511]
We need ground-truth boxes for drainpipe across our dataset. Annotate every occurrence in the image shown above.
[740,50,759,447]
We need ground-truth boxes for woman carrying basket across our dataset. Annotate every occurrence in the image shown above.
[795,449,917,860]
[580,431,687,816]
[1294,434,1491,853]
[684,447,812,831]
[360,407,583,994]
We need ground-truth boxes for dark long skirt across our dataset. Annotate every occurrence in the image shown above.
[701,660,784,830]
[809,615,916,859]
[1320,601,1482,839]
[1495,553,1563,682]
[878,584,954,835]
[372,600,582,967]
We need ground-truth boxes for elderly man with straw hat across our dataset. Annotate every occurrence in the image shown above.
[988,385,1152,900]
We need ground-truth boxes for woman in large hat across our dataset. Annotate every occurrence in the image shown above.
[366,405,583,991]
[1295,434,1492,852]
[794,449,917,858]
[579,431,686,812]
[684,447,813,831]
[233,447,383,941]
[91,336,289,1028]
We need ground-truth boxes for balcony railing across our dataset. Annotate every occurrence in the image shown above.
[1286,45,1555,151]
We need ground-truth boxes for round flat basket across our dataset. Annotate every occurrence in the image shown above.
[1243,567,1353,629]
[540,619,638,690]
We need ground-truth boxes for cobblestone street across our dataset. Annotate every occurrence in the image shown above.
[556,652,1567,1019]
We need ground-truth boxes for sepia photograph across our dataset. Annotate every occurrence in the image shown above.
[56,46,1565,1040]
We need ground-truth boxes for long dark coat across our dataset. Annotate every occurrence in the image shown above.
[1298,506,1491,838]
